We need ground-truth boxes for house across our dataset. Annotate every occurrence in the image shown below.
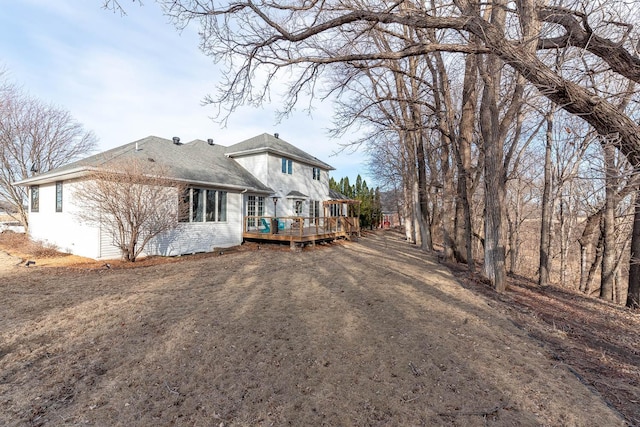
[14,133,355,260]
[0,200,25,233]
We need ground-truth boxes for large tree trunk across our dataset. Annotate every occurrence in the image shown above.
[600,143,617,301]
[627,187,640,308]
[454,52,477,270]
[539,109,553,286]
[403,172,415,244]
[440,143,455,260]
[480,79,507,291]
[507,194,522,274]
[585,234,604,296]
[559,198,566,284]
[414,133,433,251]
[483,174,507,292]
[579,211,602,292]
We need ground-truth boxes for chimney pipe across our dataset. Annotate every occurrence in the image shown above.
[172,136,181,145]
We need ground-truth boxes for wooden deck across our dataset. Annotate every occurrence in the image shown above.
[243,216,360,246]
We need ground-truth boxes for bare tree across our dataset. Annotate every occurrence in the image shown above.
[0,74,97,229]
[75,159,187,262]
[107,0,640,302]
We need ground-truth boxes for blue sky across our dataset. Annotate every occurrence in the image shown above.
[0,0,370,183]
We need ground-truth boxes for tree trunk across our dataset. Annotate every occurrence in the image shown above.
[480,89,507,291]
[415,133,433,250]
[440,144,455,260]
[579,212,602,292]
[403,174,415,243]
[600,143,616,301]
[559,197,567,285]
[454,52,477,270]
[579,244,587,292]
[539,109,553,286]
[586,233,604,295]
[484,177,507,291]
[627,187,640,308]
[507,193,521,274]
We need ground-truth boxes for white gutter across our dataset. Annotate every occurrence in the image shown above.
[13,166,98,186]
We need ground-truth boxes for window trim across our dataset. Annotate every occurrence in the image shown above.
[247,195,265,228]
[180,187,228,223]
[281,157,293,175]
[310,200,320,218]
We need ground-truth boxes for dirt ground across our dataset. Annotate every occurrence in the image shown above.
[0,230,636,426]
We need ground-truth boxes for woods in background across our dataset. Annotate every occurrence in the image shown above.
[107,0,640,307]
[330,175,382,230]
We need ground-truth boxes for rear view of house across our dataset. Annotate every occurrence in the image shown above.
[14,133,357,259]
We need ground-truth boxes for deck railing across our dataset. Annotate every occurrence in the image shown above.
[244,215,359,237]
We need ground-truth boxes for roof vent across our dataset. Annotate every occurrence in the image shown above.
[274,133,279,139]
[207,138,214,145]
[172,136,181,145]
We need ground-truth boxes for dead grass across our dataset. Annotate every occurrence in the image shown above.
[0,230,630,426]
[0,231,65,260]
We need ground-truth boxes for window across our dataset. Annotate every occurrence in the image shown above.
[206,189,217,222]
[217,191,227,222]
[247,196,256,226]
[294,200,303,216]
[310,200,320,218]
[312,167,321,181]
[181,188,228,223]
[281,157,292,174]
[179,188,190,222]
[192,188,204,222]
[247,195,265,228]
[258,196,264,217]
[30,185,39,212]
[55,181,63,212]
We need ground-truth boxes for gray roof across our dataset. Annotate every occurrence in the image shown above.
[226,133,334,170]
[17,136,273,193]
[329,189,350,200]
[286,190,308,198]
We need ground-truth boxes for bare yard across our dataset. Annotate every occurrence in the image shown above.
[0,231,630,426]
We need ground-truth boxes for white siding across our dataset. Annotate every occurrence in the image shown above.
[265,154,329,217]
[146,191,243,256]
[29,180,102,259]
[98,225,123,260]
[232,153,270,186]
[29,181,244,260]
[232,152,330,217]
